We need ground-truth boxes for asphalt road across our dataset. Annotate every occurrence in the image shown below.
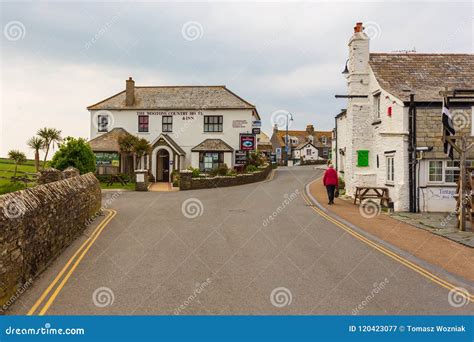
[9,166,474,315]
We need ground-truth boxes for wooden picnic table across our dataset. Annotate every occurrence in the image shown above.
[354,186,390,207]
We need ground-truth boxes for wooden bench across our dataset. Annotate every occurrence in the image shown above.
[354,186,390,207]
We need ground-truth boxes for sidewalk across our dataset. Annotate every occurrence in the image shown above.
[309,179,474,283]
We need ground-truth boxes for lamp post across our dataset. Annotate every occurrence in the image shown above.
[285,112,293,166]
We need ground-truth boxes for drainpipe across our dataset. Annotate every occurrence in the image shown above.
[334,116,338,171]
[408,94,417,212]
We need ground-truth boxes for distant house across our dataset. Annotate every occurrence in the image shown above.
[270,124,331,163]
[335,22,474,212]
[256,131,273,157]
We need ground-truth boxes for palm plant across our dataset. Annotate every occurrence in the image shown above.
[7,150,27,180]
[118,134,138,175]
[132,138,151,169]
[37,127,62,169]
[27,136,44,172]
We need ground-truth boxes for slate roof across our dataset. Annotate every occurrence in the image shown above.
[191,139,234,152]
[369,53,474,102]
[87,86,257,111]
[88,127,130,152]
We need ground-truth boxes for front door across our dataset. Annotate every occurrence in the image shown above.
[157,149,170,182]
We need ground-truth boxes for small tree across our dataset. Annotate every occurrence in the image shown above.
[118,134,138,175]
[7,150,27,180]
[27,136,44,172]
[37,127,62,169]
[49,137,96,174]
[133,138,151,169]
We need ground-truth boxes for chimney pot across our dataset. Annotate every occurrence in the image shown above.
[354,22,363,33]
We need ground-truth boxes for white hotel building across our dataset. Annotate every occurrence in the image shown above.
[88,78,260,182]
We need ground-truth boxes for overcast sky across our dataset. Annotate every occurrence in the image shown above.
[1,0,472,158]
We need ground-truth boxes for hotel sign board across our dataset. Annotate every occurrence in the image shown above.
[235,150,247,165]
[240,134,256,151]
[137,111,203,120]
[95,152,120,167]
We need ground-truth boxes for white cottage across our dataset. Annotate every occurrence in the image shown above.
[335,22,474,212]
[88,78,260,182]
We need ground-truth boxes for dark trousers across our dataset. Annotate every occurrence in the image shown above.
[326,185,336,203]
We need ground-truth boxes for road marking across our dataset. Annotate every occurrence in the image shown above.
[27,209,117,315]
[302,184,474,303]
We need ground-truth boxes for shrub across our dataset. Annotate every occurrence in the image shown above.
[49,137,96,174]
[245,165,258,173]
[217,163,229,176]
[187,166,201,178]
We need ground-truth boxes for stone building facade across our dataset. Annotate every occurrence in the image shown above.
[335,22,474,212]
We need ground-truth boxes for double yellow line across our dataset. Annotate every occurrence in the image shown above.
[302,184,474,303]
[27,209,117,315]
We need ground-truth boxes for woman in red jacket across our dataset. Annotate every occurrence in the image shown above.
[323,164,338,205]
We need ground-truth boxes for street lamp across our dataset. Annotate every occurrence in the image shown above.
[285,112,294,166]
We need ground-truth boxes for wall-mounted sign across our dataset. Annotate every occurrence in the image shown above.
[240,134,256,151]
[252,128,261,135]
[95,152,120,167]
[235,150,247,165]
[252,120,262,128]
[137,111,203,118]
[232,120,248,128]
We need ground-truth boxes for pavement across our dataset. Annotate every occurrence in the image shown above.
[390,212,474,248]
[8,166,474,315]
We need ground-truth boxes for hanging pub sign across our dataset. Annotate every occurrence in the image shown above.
[240,133,256,151]
[252,128,261,135]
[235,150,247,165]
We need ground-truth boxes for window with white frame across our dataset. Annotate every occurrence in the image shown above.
[386,155,394,183]
[428,160,443,182]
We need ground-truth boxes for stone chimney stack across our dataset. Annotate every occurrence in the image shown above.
[273,123,279,134]
[126,77,135,106]
[348,22,370,80]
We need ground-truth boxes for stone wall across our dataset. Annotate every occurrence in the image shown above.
[416,104,474,159]
[180,165,272,190]
[0,173,101,309]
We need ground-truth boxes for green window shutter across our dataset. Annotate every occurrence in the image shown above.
[357,150,369,167]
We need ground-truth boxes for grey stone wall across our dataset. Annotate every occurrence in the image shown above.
[180,165,272,190]
[416,105,474,159]
[0,173,101,308]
